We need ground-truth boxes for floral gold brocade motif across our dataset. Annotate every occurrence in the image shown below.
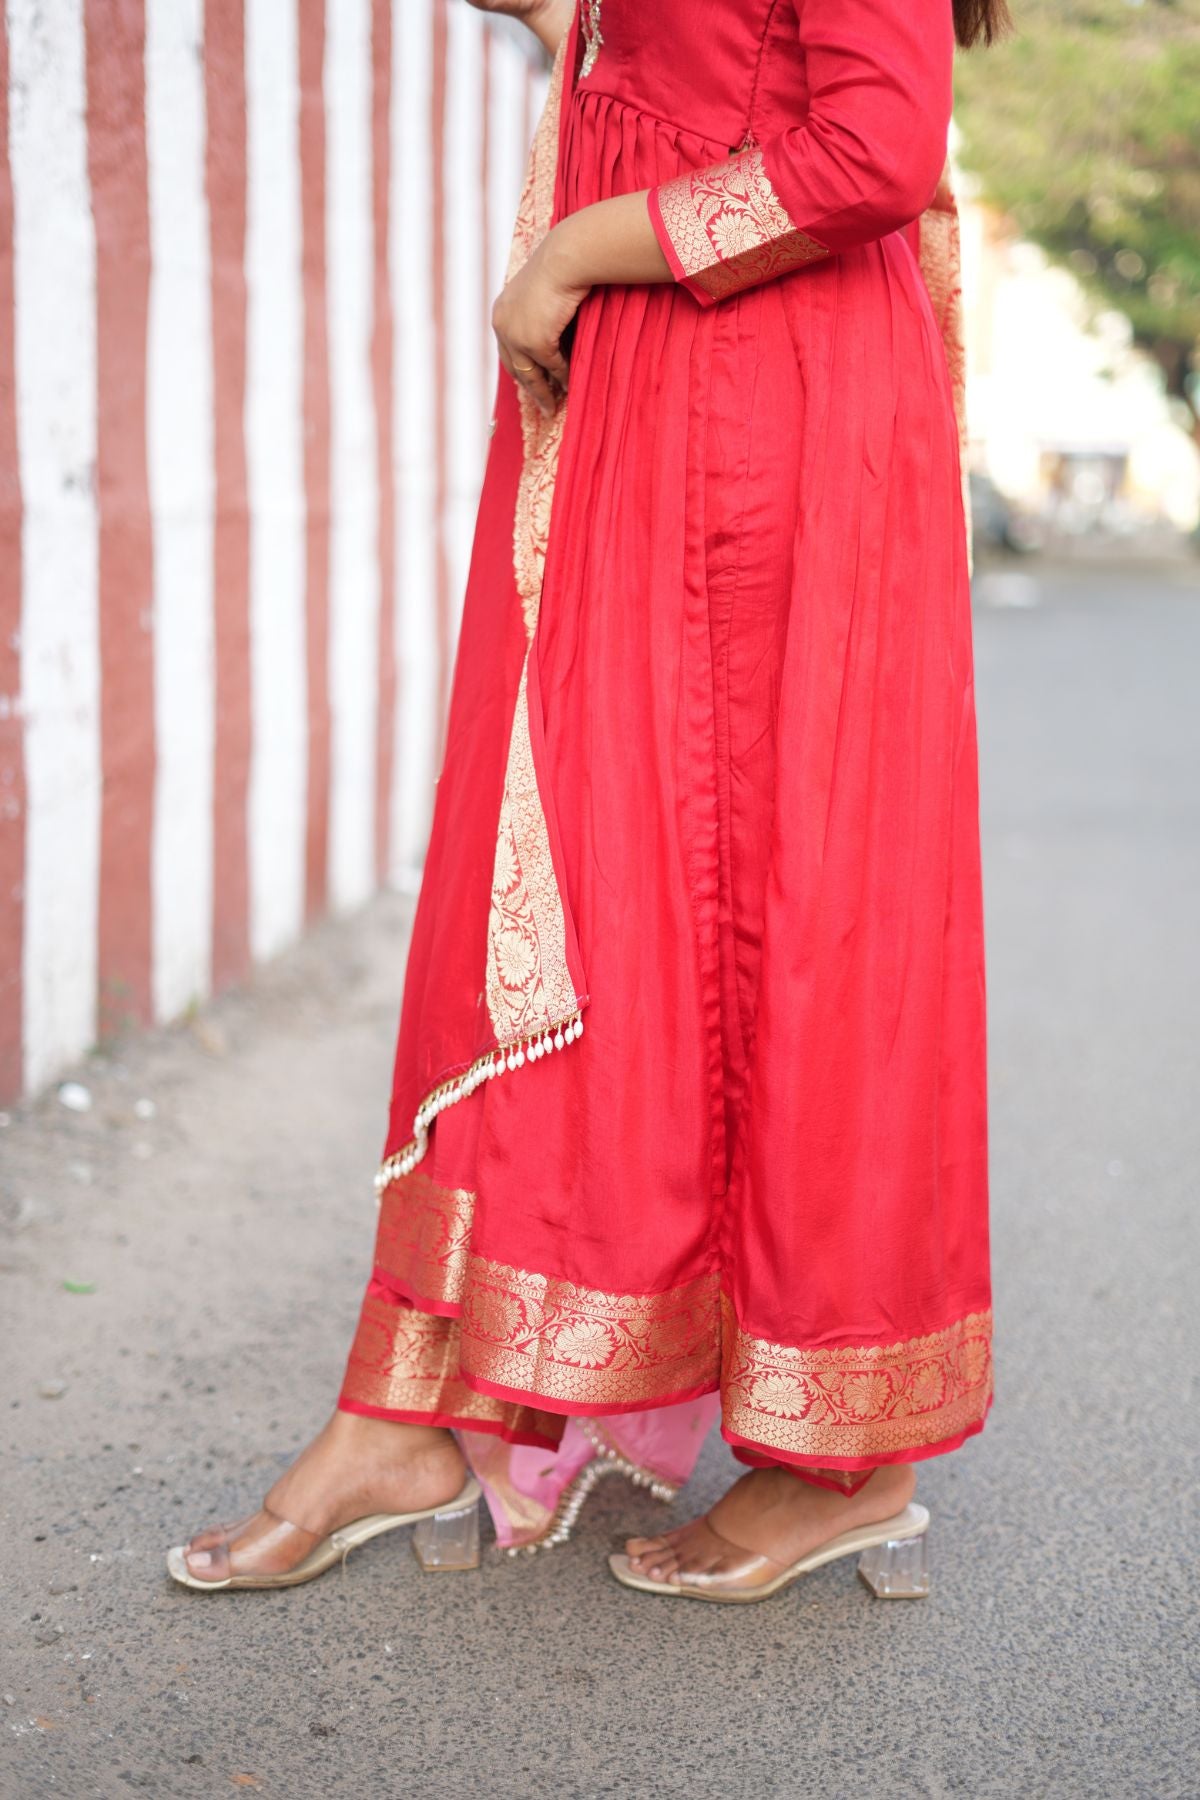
[720,1298,993,1460]
[341,1289,560,1443]
[459,1258,722,1409]
[656,147,828,302]
[487,661,579,1044]
[373,1170,475,1307]
[353,1191,991,1462]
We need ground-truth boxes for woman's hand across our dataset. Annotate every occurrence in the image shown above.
[464,0,574,56]
[493,196,672,416]
[492,227,590,418]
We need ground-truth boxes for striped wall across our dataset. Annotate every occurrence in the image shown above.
[0,0,546,1101]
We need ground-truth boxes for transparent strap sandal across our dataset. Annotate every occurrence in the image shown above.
[166,1475,483,1592]
[608,1502,931,1605]
[857,1519,931,1598]
[411,1490,482,1572]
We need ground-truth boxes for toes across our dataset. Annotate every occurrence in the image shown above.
[624,1527,682,1556]
[187,1526,229,1554]
[184,1548,220,1582]
[187,1511,255,1554]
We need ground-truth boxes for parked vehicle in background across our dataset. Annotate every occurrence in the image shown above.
[969,472,1044,555]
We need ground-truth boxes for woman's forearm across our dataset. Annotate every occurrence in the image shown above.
[492,191,672,416]
[524,0,575,56]
[546,191,672,289]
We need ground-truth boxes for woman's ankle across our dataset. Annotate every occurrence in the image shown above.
[330,1408,456,1450]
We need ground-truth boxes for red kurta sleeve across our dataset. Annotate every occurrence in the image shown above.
[647,0,954,306]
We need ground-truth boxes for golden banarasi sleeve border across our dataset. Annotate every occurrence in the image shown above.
[653,146,829,304]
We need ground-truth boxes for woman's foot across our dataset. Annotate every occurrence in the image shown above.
[180,1412,467,1584]
[624,1463,916,1588]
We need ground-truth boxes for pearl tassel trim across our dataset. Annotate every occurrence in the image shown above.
[374,1010,586,1197]
[504,1420,678,1556]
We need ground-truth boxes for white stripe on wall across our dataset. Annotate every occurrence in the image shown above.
[390,0,436,884]
[9,0,101,1091]
[442,5,486,661]
[146,0,215,1020]
[486,30,527,306]
[326,0,379,914]
[244,0,307,959]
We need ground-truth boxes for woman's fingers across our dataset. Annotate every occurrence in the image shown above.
[541,343,570,390]
[497,337,563,418]
[522,365,560,419]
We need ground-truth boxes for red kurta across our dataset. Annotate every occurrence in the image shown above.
[340,0,992,1479]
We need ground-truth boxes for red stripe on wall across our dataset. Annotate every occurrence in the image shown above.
[205,0,252,991]
[372,0,396,885]
[299,0,331,921]
[86,0,155,1038]
[0,11,25,1100]
[431,0,451,745]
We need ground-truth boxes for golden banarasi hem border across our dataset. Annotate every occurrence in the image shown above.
[655,147,829,301]
[373,1171,475,1308]
[720,1296,994,1460]
[364,1175,990,1458]
[340,1289,561,1445]
[459,1257,722,1409]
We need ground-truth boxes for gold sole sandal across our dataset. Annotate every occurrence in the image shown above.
[165,1476,483,1592]
[607,1502,931,1604]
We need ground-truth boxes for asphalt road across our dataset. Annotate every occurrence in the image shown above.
[2,557,1198,1799]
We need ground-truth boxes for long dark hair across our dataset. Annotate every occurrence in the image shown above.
[954,0,1013,47]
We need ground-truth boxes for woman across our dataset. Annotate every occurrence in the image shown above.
[170,0,1003,1604]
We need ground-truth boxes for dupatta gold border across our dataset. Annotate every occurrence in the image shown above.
[918,158,973,573]
[485,40,579,1048]
[368,1172,991,1455]
[375,40,580,1194]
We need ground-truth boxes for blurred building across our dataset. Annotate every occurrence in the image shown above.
[957,178,1200,538]
[0,0,544,1102]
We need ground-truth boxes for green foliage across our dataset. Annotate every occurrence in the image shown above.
[953,0,1200,416]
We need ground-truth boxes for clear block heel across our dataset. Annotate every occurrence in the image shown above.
[411,1496,481,1573]
[857,1527,931,1599]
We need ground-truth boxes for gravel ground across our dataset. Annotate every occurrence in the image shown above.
[2,559,1198,1799]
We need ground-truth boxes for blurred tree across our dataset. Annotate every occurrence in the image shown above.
[954,0,1200,437]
